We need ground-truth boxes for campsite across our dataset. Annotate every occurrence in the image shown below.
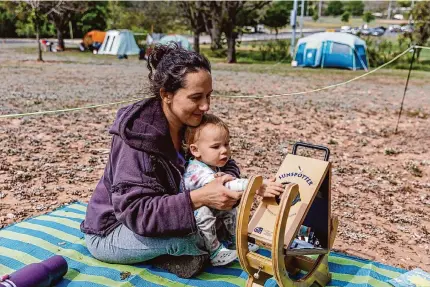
[0,1,430,287]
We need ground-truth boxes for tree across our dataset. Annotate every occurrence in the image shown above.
[178,1,205,53]
[17,0,49,61]
[199,1,269,62]
[341,11,350,23]
[75,1,109,36]
[409,1,430,60]
[345,1,364,16]
[397,1,411,8]
[261,1,291,37]
[326,1,344,16]
[199,2,224,50]
[362,11,375,24]
[42,1,89,51]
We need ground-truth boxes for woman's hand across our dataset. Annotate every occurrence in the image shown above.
[257,177,284,198]
[190,174,242,210]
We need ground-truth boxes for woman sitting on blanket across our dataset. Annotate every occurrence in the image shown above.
[80,43,283,278]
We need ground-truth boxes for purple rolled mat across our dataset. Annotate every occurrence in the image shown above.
[0,255,68,287]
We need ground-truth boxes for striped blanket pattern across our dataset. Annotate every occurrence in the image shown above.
[0,202,405,287]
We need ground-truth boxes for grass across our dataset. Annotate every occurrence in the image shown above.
[9,45,430,81]
[301,16,408,30]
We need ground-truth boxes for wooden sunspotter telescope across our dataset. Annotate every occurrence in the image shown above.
[236,142,339,287]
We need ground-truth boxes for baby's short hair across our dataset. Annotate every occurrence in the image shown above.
[185,114,230,147]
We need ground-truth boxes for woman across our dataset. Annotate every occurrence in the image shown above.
[80,44,242,278]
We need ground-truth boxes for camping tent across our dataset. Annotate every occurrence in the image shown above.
[158,35,193,51]
[98,30,140,55]
[294,32,368,70]
[146,33,165,46]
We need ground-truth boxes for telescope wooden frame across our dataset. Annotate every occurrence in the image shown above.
[236,146,339,287]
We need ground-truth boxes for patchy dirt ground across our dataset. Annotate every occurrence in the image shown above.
[1,46,429,272]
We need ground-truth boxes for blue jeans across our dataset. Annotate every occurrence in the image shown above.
[85,224,207,264]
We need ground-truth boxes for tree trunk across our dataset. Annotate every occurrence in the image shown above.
[35,13,43,62]
[193,31,200,53]
[387,0,392,19]
[201,3,223,50]
[208,24,223,50]
[226,32,236,63]
[57,28,65,51]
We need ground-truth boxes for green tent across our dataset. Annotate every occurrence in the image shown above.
[158,35,193,51]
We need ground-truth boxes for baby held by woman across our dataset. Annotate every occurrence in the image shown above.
[184,114,284,266]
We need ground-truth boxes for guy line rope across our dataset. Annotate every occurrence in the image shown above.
[0,45,429,119]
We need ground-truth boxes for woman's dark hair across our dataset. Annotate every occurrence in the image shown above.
[147,43,211,98]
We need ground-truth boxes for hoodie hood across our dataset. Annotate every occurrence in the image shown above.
[109,97,177,161]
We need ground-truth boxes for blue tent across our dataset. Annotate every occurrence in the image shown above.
[158,35,193,51]
[294,32,368,70]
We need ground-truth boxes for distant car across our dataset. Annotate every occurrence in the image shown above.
[360,28,371,36]
[350,27,361,35]
[401,25,414,33]
[370,27,386,36]
[372,12,383,18]
[389,25,402,32]
[393,14,404,20]
[340,26,352,33]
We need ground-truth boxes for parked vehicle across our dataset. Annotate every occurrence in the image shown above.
[370,27,385,36]
[401,25,414,33]
[389,25,402,32]
[350,27,361,35]
[393,14,404,20]
[360,29,371,36]
[340,26,352,33]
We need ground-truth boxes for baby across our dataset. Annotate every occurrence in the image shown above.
[184,114,284,266]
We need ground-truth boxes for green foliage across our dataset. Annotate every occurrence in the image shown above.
[11,3,55,38]
[106,1,146,33]
[106,1,181,34]
[0,2,17,37]
[257,40,291,62]
[75,1,109,35]
[397,1,412,8]
[261,1,292,34]
[341,11,350,23]
[344,1,364,16]
[362,11,375,23]
[365,36,413,68]
[15,14,55,38]
[410,1,430,60]
[312,13,319,22]
[237,6,262,30]
[326,1,344,16]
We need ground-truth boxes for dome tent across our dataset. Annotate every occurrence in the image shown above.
[158,35,192,51]
[294,32,368,70]
[97,30,140,56]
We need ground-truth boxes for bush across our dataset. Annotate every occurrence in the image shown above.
[312,13,319,22]
[341,11,350,23]
[326,1,344,16]
[257,40,291,62]
[365,36,414,68]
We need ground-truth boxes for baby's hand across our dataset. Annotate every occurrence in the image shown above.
[257,177,284,198]
[213,172,227,178]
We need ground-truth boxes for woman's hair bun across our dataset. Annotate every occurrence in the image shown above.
[147,43,178,71]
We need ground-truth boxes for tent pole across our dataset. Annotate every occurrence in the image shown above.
[395,47,416,134]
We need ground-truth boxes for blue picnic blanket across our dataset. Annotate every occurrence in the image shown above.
[0,202,407,287]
